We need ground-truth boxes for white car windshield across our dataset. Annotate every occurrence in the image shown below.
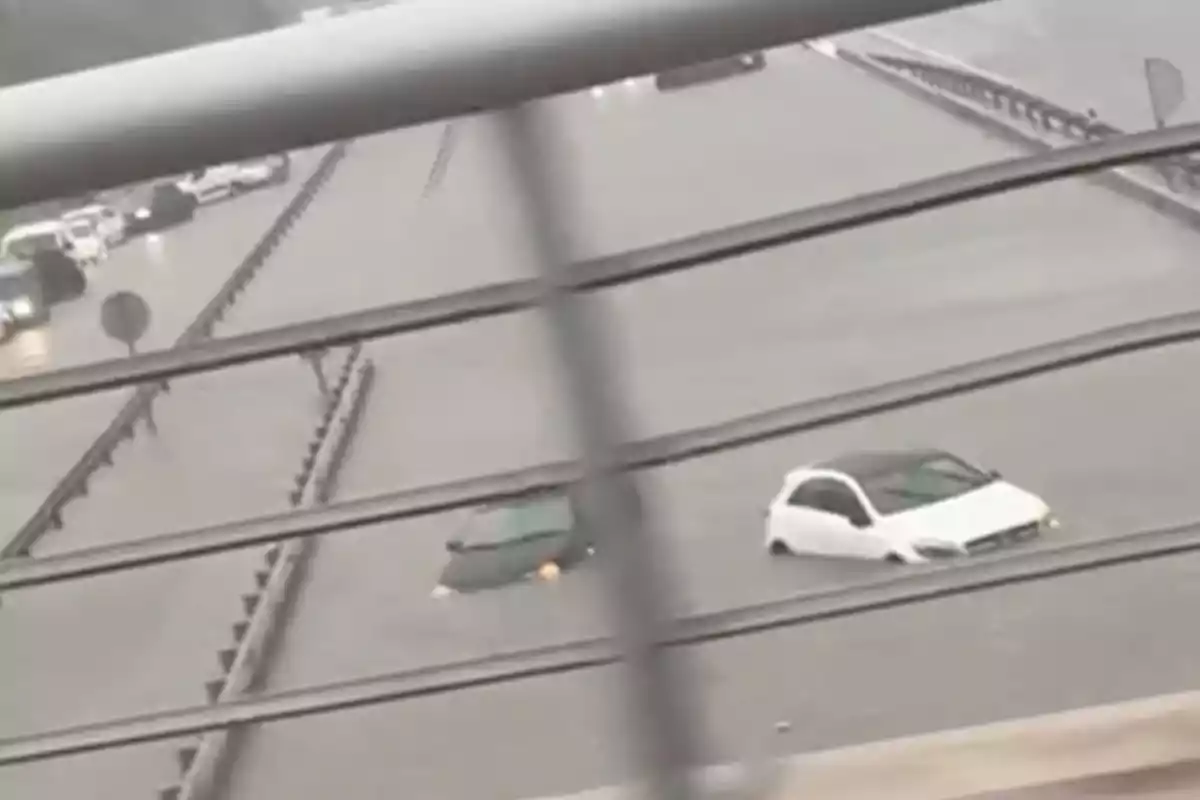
[857,454,995,516]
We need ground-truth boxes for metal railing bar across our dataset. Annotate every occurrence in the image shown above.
[0,0,989,209]
[5,305,1200,590]
[4,514,1200,767]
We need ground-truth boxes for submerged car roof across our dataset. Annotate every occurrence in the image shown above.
[456,494,574,548]
[813,448,950,481]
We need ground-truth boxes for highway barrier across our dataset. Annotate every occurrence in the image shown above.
[159,342,376,800]
[532,691,1200,799]
[866,52,1200,183]
[832,44,1200,230]
[2,141,352,558]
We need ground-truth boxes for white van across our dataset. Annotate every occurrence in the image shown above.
[174,164,242,205]
[1,220,108,269]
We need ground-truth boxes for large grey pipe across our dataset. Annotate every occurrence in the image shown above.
[0,0,990,208]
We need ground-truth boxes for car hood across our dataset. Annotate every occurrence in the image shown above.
[883,480,1049,548]
[438,533,573,593]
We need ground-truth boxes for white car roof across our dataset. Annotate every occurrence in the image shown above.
[784,465,845,484]
[4,220,65,238]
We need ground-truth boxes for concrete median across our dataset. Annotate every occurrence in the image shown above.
[533,691,1200,800]
[158,343,375,800]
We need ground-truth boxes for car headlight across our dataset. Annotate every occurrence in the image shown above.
[912,541,964,560]
[134,208,151,220]
[1039,512,1061,533]
[10,298,33,318]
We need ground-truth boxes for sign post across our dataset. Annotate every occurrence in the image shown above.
[301,349,330,396]
[1144,57,1188,190]
[100,290,157,433]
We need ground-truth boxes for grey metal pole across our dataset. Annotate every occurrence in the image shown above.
[0,0,991,208]
[494,103,704,800]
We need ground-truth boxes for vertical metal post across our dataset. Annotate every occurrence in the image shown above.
[302,349,330,397]
[494,103,703,800]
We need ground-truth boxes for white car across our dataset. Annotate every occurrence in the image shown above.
[233,154,291,189]
[1,220,107,269]
[174,164,241,204]
[764,448,1059,563]
[62,204,127,246]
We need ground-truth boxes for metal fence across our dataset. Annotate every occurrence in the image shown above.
[5,0,1200,797]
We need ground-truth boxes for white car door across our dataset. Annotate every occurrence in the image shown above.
[774,477,863,557]
[780,477,892,559]
[811,479,891,559]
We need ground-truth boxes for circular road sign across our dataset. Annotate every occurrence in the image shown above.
[100,291,151,352]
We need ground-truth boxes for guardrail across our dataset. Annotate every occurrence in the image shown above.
[532,691,1200,799]
[2,141,351,559]
[160,342,375,800]
[867,52,1200,193]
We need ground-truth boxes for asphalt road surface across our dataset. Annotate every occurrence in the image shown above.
[164,45,1200,799]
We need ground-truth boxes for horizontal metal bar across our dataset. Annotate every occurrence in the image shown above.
[0,0,987,208]
[5,515,1200,767]
[5,121,1200,410]
[6,306,1200,591]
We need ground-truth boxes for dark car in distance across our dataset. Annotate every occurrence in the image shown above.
[0,258,50,340]
[124,183,197,237]
[433,492,596,596]
[655,51,767,91]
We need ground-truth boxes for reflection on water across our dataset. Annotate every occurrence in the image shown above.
[0,327,51,378]
[143,232,167,264]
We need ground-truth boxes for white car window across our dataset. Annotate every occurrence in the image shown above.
[789,478,868,524]
[67,222,93,239]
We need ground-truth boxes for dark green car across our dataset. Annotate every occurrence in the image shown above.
[434,493,596,596]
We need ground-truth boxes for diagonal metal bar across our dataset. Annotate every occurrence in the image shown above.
[4,515,1200,768]
[6,306,1200,591]
[5,121,1200,411]
[495,103,703,800]
[0,0,990,208]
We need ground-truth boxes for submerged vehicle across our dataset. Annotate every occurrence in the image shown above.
[0,258,49,340]
[765,448,1059,563]
[433,492,596,596]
